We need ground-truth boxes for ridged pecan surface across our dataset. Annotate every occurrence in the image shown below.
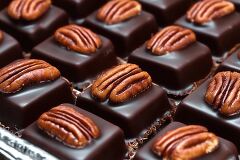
[91,64,152,103]
[37,104,100,148]
[146,26,196,55]
[7,0,51,21]
[97,0,141,25]
[152,125,219,160]
[0,59,60,93]
[54,25,102,54]
[205,71,240,116]
[187,0,235,24]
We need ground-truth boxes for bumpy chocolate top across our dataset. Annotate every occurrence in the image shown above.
[54,25,102,54]
[7,0,51,21]
[91,63,152,103]
[187,0,235,24]
[0,59,60,93]
[37,104,100,148]
[152,125,219,160]
[205,71,240,116]
[97,0,141,25]
[146,26,196,55]
[0,31,3,44]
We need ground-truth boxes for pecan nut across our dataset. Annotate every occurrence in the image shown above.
[146,26,196,55]
[152,125,219,160]
[187,0,235,24]
[91,63,152,103]
[7,0,51,21]
[205,71,240,116]
[54,25,102,54]
[37,104,100,148]
[0,59,60,93]
[97,0,141,25]
[0,31,3,44]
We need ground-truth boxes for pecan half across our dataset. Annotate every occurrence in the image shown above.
[205,71,240,116]
[0,59,60,93]
[54,25,102,54]
[91,64,152,103]
[97,0,141,25]
[152,125,219,160]
[187,0,235,24]
[0,31,3,44]
[37,104,100,148]
[146,26,196,55]
[7,0,51,21]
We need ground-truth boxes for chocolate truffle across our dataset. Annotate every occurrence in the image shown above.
[22,103,126,160]
[135,122,239,160]
[32,25,117,83]
[0,31,22,68]
[77,63,170,137]
[218,47,240,72]
[0,1,68,51]
[0,59,74,128]
[128,26,212,91]
[139,0,192,26]
[175,0,240,58]
[84,0,158,57]
[175,71,240,150]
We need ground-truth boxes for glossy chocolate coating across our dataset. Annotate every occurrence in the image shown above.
[84,11,158,57]
[52,0,106,19]
[175,12,240,57]
[0,78,74,128]
[32,36,117,82]
[135,122,239,160]
[22,104,126,160]
[175,79,240,150]
[0,31,22,68]
[0,6,68,51]
[77,84,170,137]
[139,0,192,26]
[218,47,240,72]
[128,42,212,90]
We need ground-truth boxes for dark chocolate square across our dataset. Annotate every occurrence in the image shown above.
[135,122,239,160]
[218,47,240,72]
[175,79,240,150]
[175,12,240,57]
[0,31,22,68]
[22,103,126,160]
[128,42,212,90]
[84,11,158,57]
[32,36,117,83]
[0,6,68,51]
[77,84,170,137]
[0,78,74,128]
[139,0,192,26]
[52,0,106,19]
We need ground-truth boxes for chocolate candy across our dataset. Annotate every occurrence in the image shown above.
[0,31,22,68]
[218,47,240,72]
[135,122,239,160]
[129,26,212,91]
[139,0,192,25]
[175,0,240,58]
[22,103,126,160]
[52,0,106,19]
[0,59,74,128]
[175,73,240,149]
[32,25,117,82]
[77,64,170,137]
[84,0,158,57]
[0,4,68,51]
